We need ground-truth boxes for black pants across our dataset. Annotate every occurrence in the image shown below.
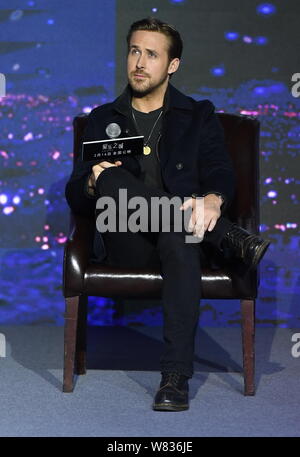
[95,167,232,378]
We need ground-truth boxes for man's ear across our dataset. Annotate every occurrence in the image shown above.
[168,58,180,76]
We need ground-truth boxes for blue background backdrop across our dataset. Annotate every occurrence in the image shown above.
[0,0,299,327]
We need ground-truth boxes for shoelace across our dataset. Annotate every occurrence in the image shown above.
[227,225,252,253]
[162,372,182,386]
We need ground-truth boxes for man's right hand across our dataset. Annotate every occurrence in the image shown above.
[92,160,122,182]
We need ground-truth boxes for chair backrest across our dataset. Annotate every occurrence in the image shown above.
[73,112,260,234]
[217,113,260,233]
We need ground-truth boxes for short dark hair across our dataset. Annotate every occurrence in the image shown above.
[126,17,183,61]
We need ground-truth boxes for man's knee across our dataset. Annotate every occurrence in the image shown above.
[157,231,200,263]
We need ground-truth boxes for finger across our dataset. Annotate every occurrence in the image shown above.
[92,164,101,172]
[188,219,194,233]
[203,217,211,233]
[193,220,204,239]
[203,211,218,232]
[104,161,119,168]
[193,227,204,241]
[194,223,204,236]
[187,207,201,232]
[207,218,217,232]
[101,161,113,167]
[187,213,195,232]
[180,199,193,211]
[194,208,205,230]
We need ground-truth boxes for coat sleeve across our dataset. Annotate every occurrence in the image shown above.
[197,100,236,209]
[65,113,98,217]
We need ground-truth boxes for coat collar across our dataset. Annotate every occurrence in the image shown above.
[112,83,195,167]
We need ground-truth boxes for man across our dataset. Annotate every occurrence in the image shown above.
[65,18,270,411]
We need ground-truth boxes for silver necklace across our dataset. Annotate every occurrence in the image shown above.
[131,108,163,155]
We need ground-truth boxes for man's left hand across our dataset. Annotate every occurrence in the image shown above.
[180,194,222,240]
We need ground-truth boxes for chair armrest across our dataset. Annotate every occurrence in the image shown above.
[236,213,258,235]
[63,213,95,297]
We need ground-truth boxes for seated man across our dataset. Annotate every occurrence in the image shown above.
[65,17,270,412]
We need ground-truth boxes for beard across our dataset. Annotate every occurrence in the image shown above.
[128,71,169,98]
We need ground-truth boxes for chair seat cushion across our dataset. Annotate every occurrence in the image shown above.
[83,263,257,299]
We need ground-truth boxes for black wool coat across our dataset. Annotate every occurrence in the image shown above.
[65,84,236,260]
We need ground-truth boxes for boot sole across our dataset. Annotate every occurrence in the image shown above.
[152,403,189,412]
[251,240,271,269]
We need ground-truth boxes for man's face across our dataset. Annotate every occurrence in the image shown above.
[127,30,178,97]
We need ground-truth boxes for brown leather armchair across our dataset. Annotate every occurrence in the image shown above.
[63,112,260,395]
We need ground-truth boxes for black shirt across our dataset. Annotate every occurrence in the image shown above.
[131,107,164,190]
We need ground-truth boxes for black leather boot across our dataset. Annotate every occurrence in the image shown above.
[223,224,270,269]
[152,372,189,412]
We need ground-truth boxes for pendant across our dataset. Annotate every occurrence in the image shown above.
[143,145,151,155]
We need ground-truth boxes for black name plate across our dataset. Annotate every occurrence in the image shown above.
[82,136,144,162]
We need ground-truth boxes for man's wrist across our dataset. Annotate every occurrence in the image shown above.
[197,192,225,206]
[192,192,224,201]
[204,194,223,202]
[207,193,224,202]
[198,193,224,210]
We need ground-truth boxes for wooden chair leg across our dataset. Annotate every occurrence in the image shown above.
[75,294,88,375]
[241,299,255,395]
[63,296,79,392]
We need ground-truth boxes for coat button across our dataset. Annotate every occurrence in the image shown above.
[176,162,183,170]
